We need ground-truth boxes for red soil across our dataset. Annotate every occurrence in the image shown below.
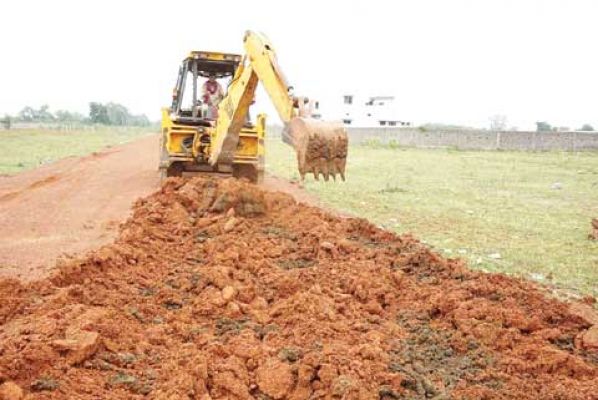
[0,134,321,283]
[0,135,161,282]
[0,177,596,399]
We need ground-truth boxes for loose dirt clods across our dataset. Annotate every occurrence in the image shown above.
[0,177,596,399]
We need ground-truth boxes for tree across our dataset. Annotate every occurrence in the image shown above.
[89,101,151,126]
[489,114,507,131]
[578,124,594,132]
[128,114,151,126]
[17,105,55,122]
[18,106,36,122]
[37,104,55,122]
[12,103,149,126]
[536,121,552,132]
[1,115,10,130]
[106,102,130,125]
[89,102,110,124]
[54,110,83,122]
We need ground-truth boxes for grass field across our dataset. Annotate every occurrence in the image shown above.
[266,138,598,298]
[0,127,153,175]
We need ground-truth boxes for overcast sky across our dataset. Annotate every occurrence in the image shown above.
[1,0,596,130]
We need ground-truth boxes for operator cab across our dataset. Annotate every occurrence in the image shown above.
[170,51,242,126]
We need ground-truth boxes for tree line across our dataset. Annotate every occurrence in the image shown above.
[1,102,151,128]
[535,121,594,132]
[488,115,595,132]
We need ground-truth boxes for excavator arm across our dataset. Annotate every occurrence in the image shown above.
[208,56,259,166]
[209,31,348,181]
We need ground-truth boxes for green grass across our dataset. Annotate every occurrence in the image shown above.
[0,127,154,175]
[266,138,598,297]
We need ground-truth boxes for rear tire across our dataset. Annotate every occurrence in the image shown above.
[160,162,184,181]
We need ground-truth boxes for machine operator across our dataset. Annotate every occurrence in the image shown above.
[201,73,224,119]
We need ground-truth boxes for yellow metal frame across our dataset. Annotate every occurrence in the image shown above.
[160,108,264,172]
[186,51,241,63]
[160,31,301,181]
[208,31,299,167]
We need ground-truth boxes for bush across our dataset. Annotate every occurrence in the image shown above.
[388,139,401,149]
[362,138,383,148]
[536,121,552,132]
[1,115,11,130]
[578,124,594,132]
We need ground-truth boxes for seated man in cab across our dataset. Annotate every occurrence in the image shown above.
[201,73,224,119]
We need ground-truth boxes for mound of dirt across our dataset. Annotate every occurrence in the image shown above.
[0,177,596,399]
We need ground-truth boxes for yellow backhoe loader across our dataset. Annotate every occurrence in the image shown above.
[160,31,348,183]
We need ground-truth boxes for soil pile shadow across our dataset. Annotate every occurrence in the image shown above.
[0,177,596,399]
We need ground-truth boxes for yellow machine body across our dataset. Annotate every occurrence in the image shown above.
[160,108,266,181]
[160,32,348,183]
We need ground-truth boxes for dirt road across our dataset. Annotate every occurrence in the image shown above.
[0,134,318,281]
[0,135,161,280]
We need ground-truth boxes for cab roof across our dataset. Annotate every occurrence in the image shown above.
[183,51,242,78]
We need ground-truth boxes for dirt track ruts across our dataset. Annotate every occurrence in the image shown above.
[0,135,161,281]
[0,134,316,282]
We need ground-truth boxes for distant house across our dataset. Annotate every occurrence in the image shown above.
[337,95,411,128]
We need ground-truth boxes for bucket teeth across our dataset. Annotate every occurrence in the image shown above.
[328,159,337,181]
[313,169,320,181]
[340,167,346,181]
[284,117,348,182]
[320,158,330,181]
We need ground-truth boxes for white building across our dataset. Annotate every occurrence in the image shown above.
[336,95,411,128]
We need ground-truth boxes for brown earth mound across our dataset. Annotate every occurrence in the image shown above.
[0,177,596,399]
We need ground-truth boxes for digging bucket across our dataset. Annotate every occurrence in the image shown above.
[282,117,348,181]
